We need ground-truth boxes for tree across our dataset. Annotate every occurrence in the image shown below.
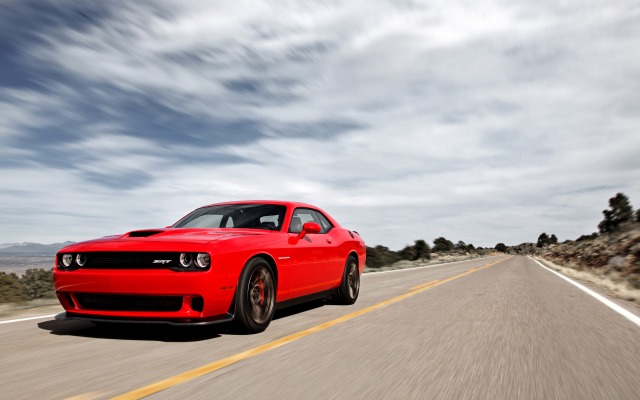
[413,240,431,261]
[636,209,640,223]
[495,243,507,253]
[537,233,558,247]
[433,237,454,253]
[598,192,634,234]
[537,233,549,248]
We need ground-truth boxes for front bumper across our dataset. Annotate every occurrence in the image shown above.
[54,268,235,322]
[55,311,234,325]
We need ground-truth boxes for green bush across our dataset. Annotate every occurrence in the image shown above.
[0,272,28,303]
[19,268,55,299]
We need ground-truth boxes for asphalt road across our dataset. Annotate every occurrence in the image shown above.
[1,256,639,400]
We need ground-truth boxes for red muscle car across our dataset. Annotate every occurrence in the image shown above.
[54,201,365,332]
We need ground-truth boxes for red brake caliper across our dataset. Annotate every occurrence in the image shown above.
[258,279,265,306]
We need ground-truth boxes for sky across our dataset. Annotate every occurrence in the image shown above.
[0,0,639,249]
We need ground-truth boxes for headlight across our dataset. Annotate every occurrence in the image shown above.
[75,253,87,267]
[61,254,73,267]
[195,253,210,269]
[179,253,193,268]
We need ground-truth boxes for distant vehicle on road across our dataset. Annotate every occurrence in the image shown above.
[54,201,365,332]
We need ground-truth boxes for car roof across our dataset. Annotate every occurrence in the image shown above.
[196,200,340,227]
[203,200,319,210]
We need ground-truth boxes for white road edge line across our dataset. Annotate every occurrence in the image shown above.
[0,314,58,325]
[0,256,502,325]
[530,257,640,328]
[364,255,499,276]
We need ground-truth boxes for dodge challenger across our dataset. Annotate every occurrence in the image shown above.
[54,201,366,333]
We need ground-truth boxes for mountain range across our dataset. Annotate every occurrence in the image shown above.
[0,242,75,256]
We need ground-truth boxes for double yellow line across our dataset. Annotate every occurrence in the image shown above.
[109,256,511,400]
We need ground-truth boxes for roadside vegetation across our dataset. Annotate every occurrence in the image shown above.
[509,192,640,303]
[365,237,498,272]
[0,269,54,304]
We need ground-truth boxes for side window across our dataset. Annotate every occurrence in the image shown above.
[289,208,333,234]
[314,211,333,233]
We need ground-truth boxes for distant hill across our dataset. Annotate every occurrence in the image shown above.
[0,241,75,256]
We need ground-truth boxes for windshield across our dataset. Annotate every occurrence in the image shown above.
[172,204,286,231]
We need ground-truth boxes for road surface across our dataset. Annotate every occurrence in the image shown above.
[1,256,639,399]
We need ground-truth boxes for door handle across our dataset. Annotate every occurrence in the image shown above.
[326,238,332,244]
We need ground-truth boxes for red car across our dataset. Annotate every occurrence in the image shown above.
[54,201,365,332]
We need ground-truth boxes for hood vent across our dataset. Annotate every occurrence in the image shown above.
[128,230,164,238]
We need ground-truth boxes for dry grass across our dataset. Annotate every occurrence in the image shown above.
[535,257,640,304]
[364,253,491,274]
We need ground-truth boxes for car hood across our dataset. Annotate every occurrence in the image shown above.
[58,228,270,253]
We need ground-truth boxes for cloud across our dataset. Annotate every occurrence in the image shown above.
[0,0,639,249]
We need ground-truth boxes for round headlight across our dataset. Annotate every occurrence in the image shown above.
[76,253,87,267]
[179,253,193,268]
[61,254,73,267]
[195,253,210,269]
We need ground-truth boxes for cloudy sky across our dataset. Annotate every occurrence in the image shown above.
[1,0,639,249]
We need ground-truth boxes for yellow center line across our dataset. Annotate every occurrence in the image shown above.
[110,256,512,400]
[410,280,439,290]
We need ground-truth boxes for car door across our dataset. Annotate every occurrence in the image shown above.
[286,208,337,297]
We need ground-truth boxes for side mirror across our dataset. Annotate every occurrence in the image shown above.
[298,221,321,238]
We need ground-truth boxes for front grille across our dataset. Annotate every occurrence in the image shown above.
[82,252,180,269]
[75,293,183,312]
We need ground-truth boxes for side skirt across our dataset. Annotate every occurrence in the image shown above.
[275,289,336,310]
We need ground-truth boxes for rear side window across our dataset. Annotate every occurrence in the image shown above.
[289,208,333,234]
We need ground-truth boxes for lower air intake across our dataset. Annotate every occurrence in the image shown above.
[75,293,183,312]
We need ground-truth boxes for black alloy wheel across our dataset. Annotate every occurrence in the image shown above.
[335,255,360,305]
[235,257,276,333]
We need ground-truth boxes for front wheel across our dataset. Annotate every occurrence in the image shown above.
[235,257,276,333]
[334,255,360,305]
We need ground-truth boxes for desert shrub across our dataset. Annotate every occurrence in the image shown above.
[495,243,507,253]
[366,245,400,268]
[0,272,28,303]
[433,237,454,253]
[19,268,55,299]
[576,233,598,242]
[413,239,431,260]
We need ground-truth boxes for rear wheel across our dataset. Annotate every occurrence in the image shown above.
[235,257,276,333]
[334,255,360,305]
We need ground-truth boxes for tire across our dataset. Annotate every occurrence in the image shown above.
[334,255,360,305]
[235,257,276,333]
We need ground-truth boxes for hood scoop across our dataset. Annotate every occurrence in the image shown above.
[127,230,165,238]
